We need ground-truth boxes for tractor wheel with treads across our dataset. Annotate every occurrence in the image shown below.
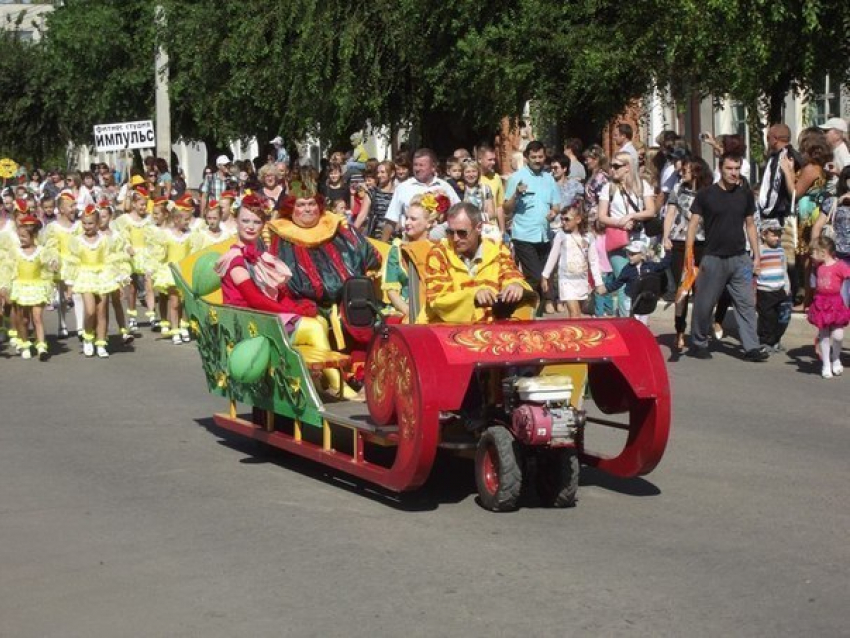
[475,426,522,512]
[536,447,579,508]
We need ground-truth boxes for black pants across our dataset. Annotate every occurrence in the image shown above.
[671,240,705,333]
[756,288,789,347]
[512,239,551,316]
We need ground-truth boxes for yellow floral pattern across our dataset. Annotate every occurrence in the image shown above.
[447,325,612,356]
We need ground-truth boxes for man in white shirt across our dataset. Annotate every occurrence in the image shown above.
[381,148,460,241]
[819,117,849,173]
[612,123,639,166]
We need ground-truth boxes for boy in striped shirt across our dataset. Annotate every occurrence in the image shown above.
[756,219,791,352]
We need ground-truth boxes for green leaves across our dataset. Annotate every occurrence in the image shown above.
[2,0,849,167]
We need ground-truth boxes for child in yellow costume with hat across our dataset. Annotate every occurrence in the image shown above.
[63,205,127,358]
[41,190,82,338]
[149,193,195,344]
[0,215,58,360]
[113,185,156,332]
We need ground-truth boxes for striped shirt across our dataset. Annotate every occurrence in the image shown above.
[757,245,787,291]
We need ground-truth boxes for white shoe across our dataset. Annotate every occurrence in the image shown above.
[832,360,844,377]
[172,333,183,345]
[83,341,94,357]
[821,365,833,379]
[121,332,135,345]
[96,346,109,359]
[713,323,724,340]
[20,348,32,360]
[180,328,190,342]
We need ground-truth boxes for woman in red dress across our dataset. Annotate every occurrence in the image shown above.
[215,194,356,398]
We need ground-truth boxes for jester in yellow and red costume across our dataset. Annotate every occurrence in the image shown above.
[266,194,381,310]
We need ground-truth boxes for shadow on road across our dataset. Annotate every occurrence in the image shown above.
[196,416,662,512]
[579,466,662,496]
[196,416,482,512]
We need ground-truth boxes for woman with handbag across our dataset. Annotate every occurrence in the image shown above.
[663,157,713,348]
[597,152,657,316]
[781,127,832,307]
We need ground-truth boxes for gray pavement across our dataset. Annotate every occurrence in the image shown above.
[0,310,847,637]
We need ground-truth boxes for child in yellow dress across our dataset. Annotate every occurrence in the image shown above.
[0,215,58,360]
[150,194,195,344]
[219,190,238,236]
[0,201,24,348]
[41,190,83,338]
[113,186,155,332]
[64,205,126,358]
[191,199,235,252]
[97,200,134,345]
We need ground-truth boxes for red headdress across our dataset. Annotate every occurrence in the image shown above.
[132,186,149,199]
[220,190,238,202]
[173,193,195,212]
[13,198,30,213]
[96,198,114,211]
[17,214,42,231]
[81,204,97,218]
[58,189,76,202]
[152,196,169,207]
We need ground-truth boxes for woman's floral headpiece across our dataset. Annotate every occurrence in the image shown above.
[419,192,451,222]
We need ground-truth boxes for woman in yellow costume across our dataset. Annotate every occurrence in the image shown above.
[41,189,82,338]
[149,193,196,344]
[0,215,58,360]
[64,205,126,358]
[113,185,155,332]
[214,194,357,398]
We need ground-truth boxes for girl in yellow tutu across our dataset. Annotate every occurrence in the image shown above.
[64,205,126,358]
[0,215,58,360]
[96,199,135,346]
[191,199,235,252]
[41,190,82,338]
[150,193,195,344]
[113,186,155,332]
[0,199,26,349]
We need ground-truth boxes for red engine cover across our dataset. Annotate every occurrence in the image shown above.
[510,404,553,446]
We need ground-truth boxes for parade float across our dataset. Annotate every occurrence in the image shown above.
[174,241,670,511]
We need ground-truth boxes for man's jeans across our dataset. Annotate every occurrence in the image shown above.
[691,253,760,351]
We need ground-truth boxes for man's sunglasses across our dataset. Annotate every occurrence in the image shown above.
[446,228,470,239]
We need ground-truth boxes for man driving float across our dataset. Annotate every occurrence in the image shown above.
[425,202,534,323]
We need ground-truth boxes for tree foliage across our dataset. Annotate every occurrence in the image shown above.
[0,20,60,166]
[1,0,849,166]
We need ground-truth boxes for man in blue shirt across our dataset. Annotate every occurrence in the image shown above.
[504,141,561,314]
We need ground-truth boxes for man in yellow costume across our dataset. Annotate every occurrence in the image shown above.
[425,202,534,323]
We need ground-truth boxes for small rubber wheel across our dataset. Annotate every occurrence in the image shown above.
[536,447,579,508]
[475,426,522,512]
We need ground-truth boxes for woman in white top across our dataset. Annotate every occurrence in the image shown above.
[597,152,657,316]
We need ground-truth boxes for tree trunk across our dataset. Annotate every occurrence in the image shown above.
[766,85,787,125]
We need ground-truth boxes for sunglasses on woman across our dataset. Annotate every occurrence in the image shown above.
[611,162,627,170]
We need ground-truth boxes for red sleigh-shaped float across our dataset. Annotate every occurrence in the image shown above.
[178,240,670,511]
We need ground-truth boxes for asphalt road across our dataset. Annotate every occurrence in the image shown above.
[1,311,847,637]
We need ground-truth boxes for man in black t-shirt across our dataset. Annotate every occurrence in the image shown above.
[685,153,768,361]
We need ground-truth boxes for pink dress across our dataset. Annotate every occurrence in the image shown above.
[807,260,850,329]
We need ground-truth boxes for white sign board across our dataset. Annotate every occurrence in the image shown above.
[93,120,156,152]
